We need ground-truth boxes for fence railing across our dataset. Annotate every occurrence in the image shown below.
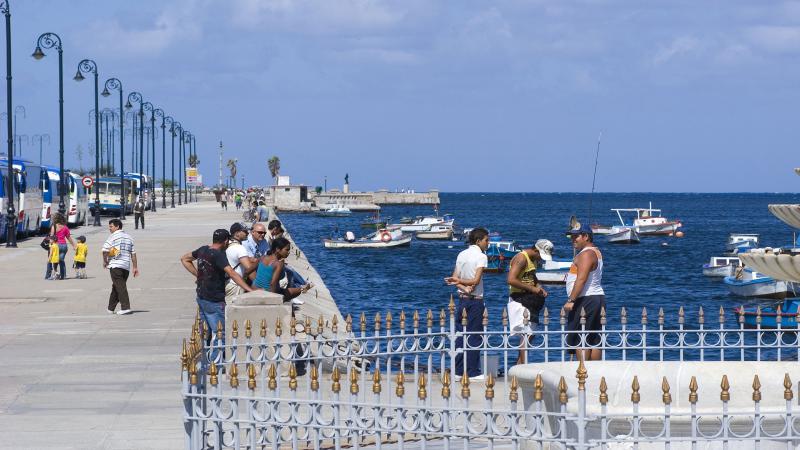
[181,299,800,449]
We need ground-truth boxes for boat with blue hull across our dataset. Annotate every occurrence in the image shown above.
[723,269,796,299]
[735,299,800,328]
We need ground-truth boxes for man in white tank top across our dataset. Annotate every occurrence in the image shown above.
[564,223,606,361]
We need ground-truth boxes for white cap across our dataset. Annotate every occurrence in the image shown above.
[535,239,554,261]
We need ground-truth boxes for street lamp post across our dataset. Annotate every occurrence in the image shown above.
[32,32,66,215]
[172,121,181,207]
[125,93,144,201]
[101,78,125,220]
[13,104,23,156]
[182,130,190,204]
[184,131,193,203]
[159,113,171,210]
[1,0,14,247]
[32,134,49,166]
[74,58,102,226]
[148,105,158,212]
[191,134,198,202]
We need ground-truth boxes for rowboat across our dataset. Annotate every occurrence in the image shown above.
[735,299,800,328]
[725,233,759,252]
[723,269,796,299]
[702,256,742,277]
[415,224,454,240]
[323,228,412,249]
[590,224,614,235]
[606,226,640,244]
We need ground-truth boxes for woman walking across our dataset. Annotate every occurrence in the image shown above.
[50,213,76,280]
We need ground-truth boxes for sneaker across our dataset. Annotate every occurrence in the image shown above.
[469,374,486,382]
[291,298,305,305]
[116,309,132,315]
[106,309,115,314]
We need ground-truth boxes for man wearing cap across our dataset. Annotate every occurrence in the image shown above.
[180,229,253,357]
[506,243,547,364]
[564,223,606,361]
[226,223,258,300]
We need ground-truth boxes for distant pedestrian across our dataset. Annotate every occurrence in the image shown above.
[244,222,269,259]
[50,213,76,280]
[256,201,269,222]
[564,223,605,361]
[133,197,146,229]
[221,191,228,210]
[506,243,547,364]
[103,219,139,315]
[235,192,243,210]
[47,239,60,280]
[74,235,88,279]
[180,229,252,356]
[225,222,258,300]
[445,227,489,380]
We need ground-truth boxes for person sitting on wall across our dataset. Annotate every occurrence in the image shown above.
[253,237,313,303]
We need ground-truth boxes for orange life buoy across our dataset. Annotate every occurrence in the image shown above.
[380,231,392,242]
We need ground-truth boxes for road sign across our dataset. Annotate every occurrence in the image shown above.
[186,167,199,185]
[81,176,94,188]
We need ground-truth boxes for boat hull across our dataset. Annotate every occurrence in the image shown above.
[415,230,453,240]
[323,235,412,249]
[316,212,352,217]
[607,227,640,244]
[723,276,791,299]
[725,240,757,252]
[590,225,614,235]
[537,271,568,285]
[702,264,736,278]
[736,300,800,328]
[635,222,681,236]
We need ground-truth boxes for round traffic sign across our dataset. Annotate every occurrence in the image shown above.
[81,176,94,188]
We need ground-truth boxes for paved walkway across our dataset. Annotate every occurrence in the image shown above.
[0,200,244,449]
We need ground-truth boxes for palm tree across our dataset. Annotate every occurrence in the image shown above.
[226,158,238,188]
[188,154,200,168]
[267,156,280,184]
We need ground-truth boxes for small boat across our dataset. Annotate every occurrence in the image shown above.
[484,237,519,273]
[361,214,387,229]
[315,205,352,217]
[606,226,640,244]
[723,269,796,299]
[415,224,454,240]
[535,239,571,285]
[735,299,800,328]
[609,203,682,236]
[323,228,412,249]
[399,217,414,224]
[590,224,614,235]
[725,233,759,252]
[399,214,454,232]
[702,256,742,277]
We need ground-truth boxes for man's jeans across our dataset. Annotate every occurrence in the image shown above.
[454,298,484,378]
[285,266,307,289]
[197,298,226,365]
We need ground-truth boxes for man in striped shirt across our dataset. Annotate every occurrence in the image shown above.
[102,218,139,315]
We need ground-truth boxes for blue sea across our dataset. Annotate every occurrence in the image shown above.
[280,193,800,330]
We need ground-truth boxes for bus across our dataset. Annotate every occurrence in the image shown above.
[0,165,8,240]
[125,172,153,209]
[89,177,134,215]
[40,165,60,231]
[66,172,90,226]
[0,157,43,237]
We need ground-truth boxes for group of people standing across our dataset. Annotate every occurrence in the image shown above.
[446,223,605,380]
[43,213,88,280]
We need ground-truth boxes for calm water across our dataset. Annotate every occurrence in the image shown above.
[280,193,799,330]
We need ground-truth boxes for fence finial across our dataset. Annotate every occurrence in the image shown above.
[396,372,405,397]
[510,376,519,402]
[485,373,495,400]
[543,307,550,325]
[268,363,277,390]
[698,306,705,325]
[658,307,664,326]
[689,376,698,403]
[776,304,783,326]
[461,308,468,326]
[756,305,762,325]
[661,377,671,404]
[399,310,406,330]
[579,307,587,325]
[599,306,606,326]
[449,294,455,316]
[260,319,267,338]
[620,307,627,325]
[332,367,341,394]
[311,364,319,391]
[720,375,730,402]
[482,308,489,327]
[558,376,568,404]
[534,374,544,401]
[248,363,256,390]
[232,320,239,339]
[631,376,640,403]
[502,307,509,327]
[275,317,282,337]
[374,312,382,332]
[440,309,446,327]
[599,377,608,405]
[304,316,311,334]
[290,317,297,336]
[576,356,587,391]
[441,371,451,398]
[560,307,567,325]
[229,363,239,388]
[360,312,366,333]
[738,305,745,324]
[418,373,427,400]
[349,367,358,395]
[719,306,725,324]
[461,373,471,399]
[641,307,647,325]
[317,315,324,335]
[209,362,218,386]
[189,358,198,385]
[784,374,793,401]
[752,374,761,402]
[181,339,188,371]
[372,368,381,394]
[245,319,252,338]
[522,308,530,327]
[427,309,434,328]
[385,311,392,331]
[216,321,224,341]
[678,306,684,325]
[289,363,298,391]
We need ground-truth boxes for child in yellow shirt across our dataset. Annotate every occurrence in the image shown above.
[74,236,88,279]
[48,241,60,280]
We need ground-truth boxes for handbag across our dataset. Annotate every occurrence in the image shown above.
[40,236,51,251]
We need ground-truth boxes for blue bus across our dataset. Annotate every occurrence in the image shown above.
[89,177,135,215]
[0,157,43,238]
[66,172,90,226]
[40,165,60,231]
[125,172,153,209]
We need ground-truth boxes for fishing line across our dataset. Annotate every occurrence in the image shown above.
[588,131,602,223]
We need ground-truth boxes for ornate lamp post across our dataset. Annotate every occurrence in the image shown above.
[170,121,180,207]
[101,78,125,220]
[184,131,193,203]
[32,133,49,166]
[157,112,170,209]
[74,58,102,226]
[146,104,157,212]
[125,92,144,188]
[191,133,198,202]
[12,104,23,156]
[1,1,15,247]
[182,130,190,204]
[174,122,183,205]
[32,32,66,215]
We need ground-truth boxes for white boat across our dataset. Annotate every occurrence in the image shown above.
[723,269,795,299]
[725,233,759,252]
[610,203,682,236]
[323,228,411,249]
[316,205,352,217]
[534,239,572,285]
[702,256,742,277]
[590,224,614,235]
[415,224,454,240]
[606,226,640,244]
[399,214,454,232]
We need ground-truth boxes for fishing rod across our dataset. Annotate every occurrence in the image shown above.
[587,131,602,224]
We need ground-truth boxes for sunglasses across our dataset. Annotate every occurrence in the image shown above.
[253,231,267,235]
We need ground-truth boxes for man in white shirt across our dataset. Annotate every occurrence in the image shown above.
[445,227,489,380]
[102,218,139,315]
[225,222,257,299]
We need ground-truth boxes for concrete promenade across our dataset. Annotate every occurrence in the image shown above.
[0,201,247,449]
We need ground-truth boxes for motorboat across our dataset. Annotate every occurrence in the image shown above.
[361,213,387,229]
[535,239,571,285]
[590,224,614,235]
[702,256,742,277]
[723,269,796,299]
[485,236,519,273]
[323,228,411,249]
[398,214,454,232]
[315,205,352,217]
[725,233,759,252]
[735,299,800,328]
[609,203,682,236]
[606,226,640,244]
[415,224,454,240]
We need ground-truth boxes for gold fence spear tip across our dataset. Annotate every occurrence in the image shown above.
[461,308,468,326]
[502,307,509,327]
[189,358,198,385]
[360,312,367,332]
[268,363,277,390]
[439,309,446,327]
[631,376,640,404]
[374,312,382,332]
[720,375,730,402]
[396,372,405,398]
[332,367,341,394]
[485,373,495,400]
[482,308,489,327]
[317,315,324,334]
[689,376,699,403]
[372,369,381,394]
[543,307,550,325]
[399,310,406,329]
[425,309,432,328]
[641,307,648,324]
[558,376,568,404]
[460,372,471,399]
[181,339,189,371]
[209,362,218,386]
[576,356,587,391]
[215,321,223,340]
[658,307,664,322]
[662,377,671,405]
[232,320,239,339]
[304,316,311,333]
[248,363,257,390]
[719,306,725,323]
[230,363,239,388]
[560,306,566,318]
[245,319,252,338]
[784,373,794,401]
[698,306,705,324]
[752,374,761,402]
[385,311,392,330]
[534,373,544,401]
[509,375,519,402]
[290,317,297,336]
[522,308,530,326]
[289,363,298,391]
[260,319,267,338]
[310,364,319,391]
[449,294,455,315]
[441,371,451,398]
[275,318,282,337]
[418,373,427,400]
[349,367,359,395]
[599,377,608,405]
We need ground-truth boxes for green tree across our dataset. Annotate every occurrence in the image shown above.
[267,156,280,184]
[188,154,200,168]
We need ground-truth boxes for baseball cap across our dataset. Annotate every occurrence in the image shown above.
[212,229,231,243]
[230,222,248,235]
[566,223,593,237]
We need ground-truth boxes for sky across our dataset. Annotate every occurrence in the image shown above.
[4,0,800,192]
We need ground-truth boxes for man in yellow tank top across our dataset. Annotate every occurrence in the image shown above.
[507,245,548,364]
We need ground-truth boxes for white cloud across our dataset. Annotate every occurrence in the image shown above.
[650,36,700,66]
[746,25,800,53]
